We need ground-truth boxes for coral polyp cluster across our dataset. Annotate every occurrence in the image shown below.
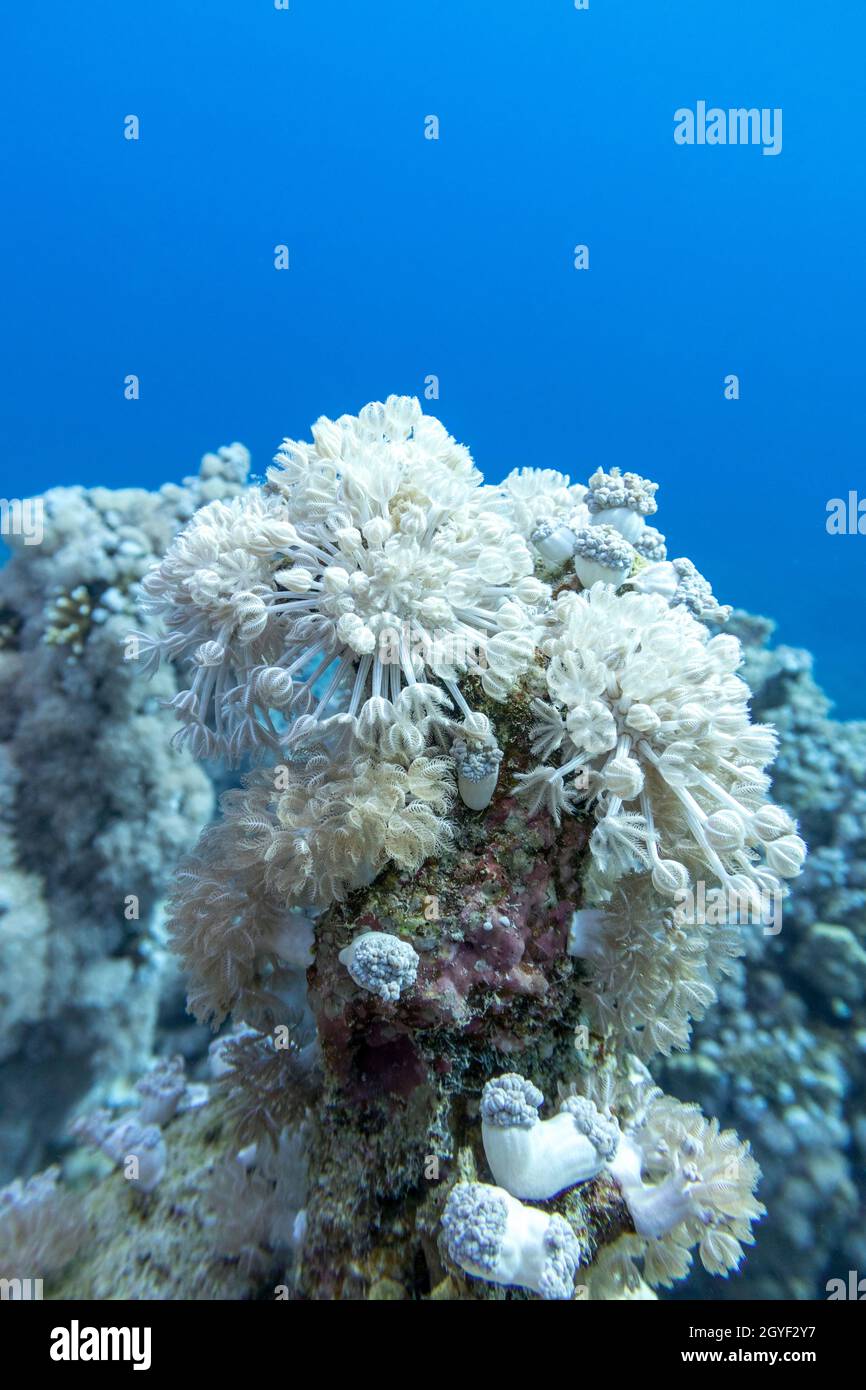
[128,397,805,1300]
[444,1067,763,1299]
[517,582,805,908]
[137,396,546,764]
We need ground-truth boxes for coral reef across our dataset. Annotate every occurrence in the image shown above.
[0,445,249,1181]
[4,398,861,1303]
[658,612,866,1299]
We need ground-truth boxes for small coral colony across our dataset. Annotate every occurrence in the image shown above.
[127,395,804,1298]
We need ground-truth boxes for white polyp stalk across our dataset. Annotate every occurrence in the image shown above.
[557,755,586,780]
[590,507,645,544]
[573,555,631,589]
[532,524,578,567]
[276,640,329,674]
[691,767,751,817]
[452,605,500,630]
[312,657,351,718]
[622,1174,692,1239]
[458,767,499,811]
[606,1133,691,1238]
[628,560,678,601]
[482,1191,570,1295]
[483,1111,604,1200]
[398,635,417,686]
[293,649,334,703]
[639,743,732,883]
[443,680,473,720]
[347,654,372,716]
[567,908,606,958]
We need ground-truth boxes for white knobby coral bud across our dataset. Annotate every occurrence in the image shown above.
[655,743,698,787]
[586,466,658,542]
[254,666,295,708]
[481,1073,619,1200]
[651,859,691,897]
[671,702,710,738]
[530,522,579,567]
[275,566,315,592]
[336,611,376,654]
[418,595,452,626]
[334,526,363,553]
[362,516,392,547]
[452,736,503,812]
[624,702,661,735]
[703,809,747,851]
[477,548,514,585]
[247,519,299,554]
[764,834,807,879]
[233,592,268,642]
[600,753,644,801]
[494,599,529,630]
[484,630,535,677]
[571,525,635,589]
[338,931,420,1003]
[566,700,617,757]
[322,566,350,593]
[749,805,796,842]
[633,525,668,562]
[442,1182,580,1301]
[513,575,549,606]
[186,568,223,606]
[627,560,678,602]
[194,640,226,666]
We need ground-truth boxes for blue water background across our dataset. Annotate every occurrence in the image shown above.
[1,1,863,714]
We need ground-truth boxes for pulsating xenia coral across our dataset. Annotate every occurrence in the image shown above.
[136,395,547,764]
[132,398,805,1301]
[224,738,453,902]
[568,874,741,1059]
[516,583,805,905]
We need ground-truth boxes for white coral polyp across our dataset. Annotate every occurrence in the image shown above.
[442,1181,580,1300]
[338,931,420,1002]
[481,1074,619,1199]
[139,398,547,762]
[515,583,806,903]
[490,467,589,545]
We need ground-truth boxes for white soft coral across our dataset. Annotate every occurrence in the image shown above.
[515,583,805,904]
[137,398,549,763]
[224,742,455,907]
[481,1073,620,1199]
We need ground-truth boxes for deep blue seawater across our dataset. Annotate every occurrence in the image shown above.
[1,1,863,714]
